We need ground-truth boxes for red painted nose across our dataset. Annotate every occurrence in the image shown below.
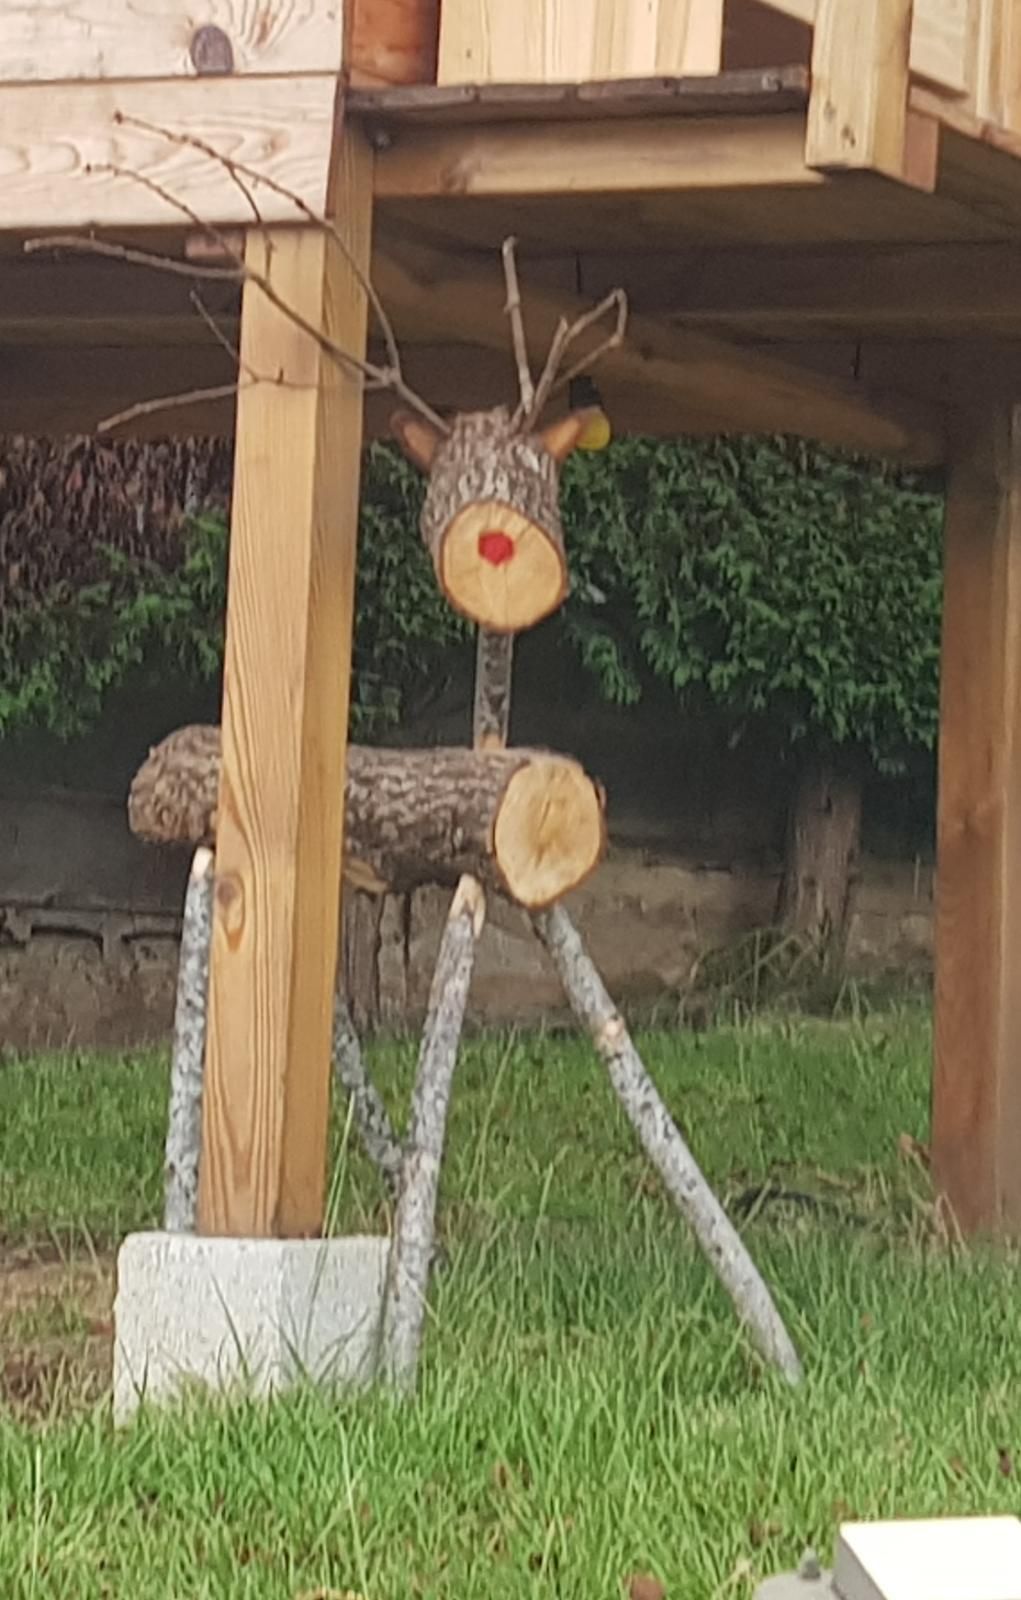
[478,530,515,567]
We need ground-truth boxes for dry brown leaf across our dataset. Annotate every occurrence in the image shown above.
[293,1591,366,1600]
[628,1573,666,1600]
[748,1519,783,1547]
[897,1132,931,1167]
[997,1446,1014,1477]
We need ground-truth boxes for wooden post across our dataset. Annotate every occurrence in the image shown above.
[197,131,374,1238]
[932,399,1021,1237]
[805,0,915,182]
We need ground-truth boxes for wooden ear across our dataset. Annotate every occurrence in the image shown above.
[539,406,610,463]
[390,409,445,473]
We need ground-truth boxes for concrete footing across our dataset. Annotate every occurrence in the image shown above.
[113,1231,388,1422]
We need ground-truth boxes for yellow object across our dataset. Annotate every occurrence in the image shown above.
[576,409,612,451]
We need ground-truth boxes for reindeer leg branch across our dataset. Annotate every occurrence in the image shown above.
[531,901,804,1385]
[380,874,485,1392]
[164,847,214,1232]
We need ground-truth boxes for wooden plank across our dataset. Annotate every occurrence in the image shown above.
[437,0,724,85]
[758,0,971,95]
[805,0,916,181]
[348,65,810,124]
[347,0,440,86]
[658,0,725,73]
[0,0,343,82]
[372,238,945,460]
[0,75,336,231]
[932,400,1021,1237]
[371,109,824,197]
[197,133,374,1238]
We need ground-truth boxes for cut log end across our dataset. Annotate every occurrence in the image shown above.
[494,756,605,909]
[439,498,567,633]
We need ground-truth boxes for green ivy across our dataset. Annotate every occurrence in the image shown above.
[0,442,467,741]
[0,435,944,768]
[558,436,944,771]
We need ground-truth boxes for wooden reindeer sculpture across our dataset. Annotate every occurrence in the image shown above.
[32,122,801,1392]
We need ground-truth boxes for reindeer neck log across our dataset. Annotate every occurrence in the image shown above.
[129,726,606,911]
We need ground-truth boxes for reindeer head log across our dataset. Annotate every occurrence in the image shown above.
[391,404,603,635]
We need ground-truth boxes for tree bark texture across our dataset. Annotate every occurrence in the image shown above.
[331,991,405,1203]
[532,901,804,1386]
[129,725,605,909]
[0,434,232,610]
[420,407,568,633]
[341,888,385,1033]
[474,628,515,749]
[381,874,486,1392]
[163,846,215,1233]
[775,749,863,966]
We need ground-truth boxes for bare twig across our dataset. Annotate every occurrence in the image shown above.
[115,112,408,398]
[526,288,628,429]
[189,289,242,367]
[23,233,239,281]
[28,224,448,434]
[87,160,246,270]
[501,237,534,424]
[97,383,243,433]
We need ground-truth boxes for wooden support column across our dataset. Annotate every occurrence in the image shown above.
[932,400,1021,1237]
[197,130,374,1238]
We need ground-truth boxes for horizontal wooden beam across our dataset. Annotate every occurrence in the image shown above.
[371,109,825,199]
[578,240,1021,335]
[0,75,336,232]
[758,0,970,95]
[373,240,945,460]
[0,0,344,82]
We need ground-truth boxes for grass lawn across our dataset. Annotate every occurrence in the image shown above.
[1,1006,1019,1598]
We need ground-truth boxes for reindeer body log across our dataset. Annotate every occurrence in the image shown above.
[129,725,606,910]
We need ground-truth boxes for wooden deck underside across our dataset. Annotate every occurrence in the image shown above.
[5,70,1021,457]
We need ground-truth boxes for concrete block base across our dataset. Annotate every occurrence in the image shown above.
[113,1231,388,1422]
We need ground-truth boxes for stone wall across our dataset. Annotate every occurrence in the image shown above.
[0,637,936,1052]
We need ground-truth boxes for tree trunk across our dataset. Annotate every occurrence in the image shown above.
[775,748,863,966]
[341,888,385,1033]
[129,725,606,910]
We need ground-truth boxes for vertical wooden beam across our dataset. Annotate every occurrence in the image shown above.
[932,400,1021,1237]
[966,0,1021,132]
[197,130,373,1238]
[805,0,915,180]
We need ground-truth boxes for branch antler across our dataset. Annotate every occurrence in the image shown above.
[24,119,450,437]
[24,119,626,445]
[526,288,628,432]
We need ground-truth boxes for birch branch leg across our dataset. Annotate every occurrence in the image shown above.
[532,901,804,1386]
[380,874,486,1392]
[332,990,404,1203]
[163,847,214,1232]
